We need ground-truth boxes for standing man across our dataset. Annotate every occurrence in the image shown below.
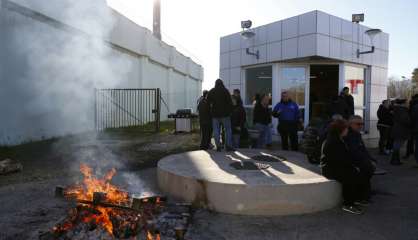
[207,79,234,151]
[377,99,393,155]
[390,99,411,165]
[410,94,418,165]
[341,87,355,117]
[272,91,301,151]
[197,90,212,150]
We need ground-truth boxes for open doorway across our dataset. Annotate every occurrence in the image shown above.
[309,65,339,120]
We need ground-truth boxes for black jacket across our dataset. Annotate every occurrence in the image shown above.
[253,103,271,125]
[411,104,418,134]
[321,136,358,180]
[377,105,393,127]
[391,105,411,140]
[207,84,233,118]
[344,128,375,176]
[343,94,355,116]
[231,105,246,133]
[329,96,350,119]
[197,98,211,125]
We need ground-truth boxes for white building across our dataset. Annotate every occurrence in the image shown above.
[219,10,389,144]
[0,0,203,145]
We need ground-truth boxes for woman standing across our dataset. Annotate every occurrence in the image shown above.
[321,119,367,215]
[253,94,272,148]
[390,99,411,165]
[231,95,246,148]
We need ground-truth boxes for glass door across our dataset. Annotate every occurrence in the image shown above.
[277,65,310,128]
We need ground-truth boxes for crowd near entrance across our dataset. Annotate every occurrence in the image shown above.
[197,74,418,216]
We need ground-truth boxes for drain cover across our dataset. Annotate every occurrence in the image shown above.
[230,161,271,170]
[251,155,287,162]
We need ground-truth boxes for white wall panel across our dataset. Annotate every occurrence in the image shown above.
[267,41,282,62]
[330,15,342,38]
[329,37,341,59]
[282,16,298,39]
[220,53,230,69]
[230,67,241,85]
[230,50,241,68]
[341,20,353,42]
[220,36,230,53]
[282,38,298,59]
[317,11,330,35]
[229,33,242,51]
[316,34,330,57]
[298,34,316,57]
[298,11,316,35]
[266,21,282,43]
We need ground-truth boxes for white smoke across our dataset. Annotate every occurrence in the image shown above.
[0,0,131,145]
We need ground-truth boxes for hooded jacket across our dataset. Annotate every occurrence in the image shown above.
[207,80,233,118]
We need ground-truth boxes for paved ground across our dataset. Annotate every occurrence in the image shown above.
[0,129,417,239]
[186,152,418,240]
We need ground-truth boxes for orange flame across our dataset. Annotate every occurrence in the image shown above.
[64,164,130,235]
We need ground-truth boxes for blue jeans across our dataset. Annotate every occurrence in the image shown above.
[254,123,272,148]
[212,117,233,149]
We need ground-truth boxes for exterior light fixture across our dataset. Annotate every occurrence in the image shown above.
[240,20,259,59]
[356,28,382,58]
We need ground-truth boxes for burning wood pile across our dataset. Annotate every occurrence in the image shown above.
[39,164,191,240]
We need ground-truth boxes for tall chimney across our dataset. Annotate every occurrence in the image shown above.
[153,0,162,40]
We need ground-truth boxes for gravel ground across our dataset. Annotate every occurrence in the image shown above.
[1,130,417,240]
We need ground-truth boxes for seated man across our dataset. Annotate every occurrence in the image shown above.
[344,115,376,203]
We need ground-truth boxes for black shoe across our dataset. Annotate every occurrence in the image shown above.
[226,146,235,152]
[402,155,410,159]
[354,200,370,207]
[342,205,363,215]
[390,150,402,165]
[216,147,222,152]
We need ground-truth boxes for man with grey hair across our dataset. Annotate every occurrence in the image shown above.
[344,115,376,204]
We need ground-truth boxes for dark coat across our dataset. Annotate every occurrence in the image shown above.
[321,136,359,181]
[344,128,375,176]
[411,104,418,134]
[197,98,211,125]
[207,83,233,118]
[231,105,246,134]
[391,105,411,140]
[253,103,271,125]
[377,104,393,127]
[344,94,355,116]
[329,96,350,119]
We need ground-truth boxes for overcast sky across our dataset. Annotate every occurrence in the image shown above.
[108,0,418,90]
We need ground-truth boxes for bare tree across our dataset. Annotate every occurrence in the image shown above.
[387,76,413,99]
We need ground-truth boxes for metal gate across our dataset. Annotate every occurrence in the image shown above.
[94,88,161,132]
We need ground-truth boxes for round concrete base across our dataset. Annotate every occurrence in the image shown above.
[157,149,341,216]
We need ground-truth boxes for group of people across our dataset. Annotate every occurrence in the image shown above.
[377,95,418,165]
[197,79,302,152]
[321,115,376,215]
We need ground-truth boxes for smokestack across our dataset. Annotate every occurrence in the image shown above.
[153,0,161,40]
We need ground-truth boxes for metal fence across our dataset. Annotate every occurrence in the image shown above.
[94,88,161,132]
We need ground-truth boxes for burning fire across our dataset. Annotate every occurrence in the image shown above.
[61,164,132,235]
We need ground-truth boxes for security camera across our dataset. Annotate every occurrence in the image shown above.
[241,20,252,29]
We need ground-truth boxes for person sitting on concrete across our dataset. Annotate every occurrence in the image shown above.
[272,91,301,151]
[231,95,246,149]
[207,79,234,152]
[253,94,272,148]
[390,99,411,165]
[344,115,377,203]
[321,119,367,215]
[197,90,212,150]
[377,99,394,155]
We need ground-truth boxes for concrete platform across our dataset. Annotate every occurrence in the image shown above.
[157,149,341,216]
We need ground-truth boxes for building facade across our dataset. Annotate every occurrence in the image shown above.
[0,0,203,145]
[219,10,389,144]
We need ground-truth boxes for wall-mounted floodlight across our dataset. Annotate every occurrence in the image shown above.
[357,28,382,58]
[352,14,364,23]
[240,20,259,59]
